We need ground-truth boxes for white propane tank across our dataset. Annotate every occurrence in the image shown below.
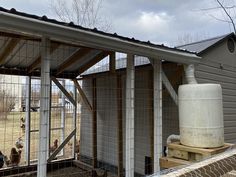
[178,84,224,148]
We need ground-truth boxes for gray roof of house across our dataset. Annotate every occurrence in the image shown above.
[177,33,235,54]
[83,33,236,76]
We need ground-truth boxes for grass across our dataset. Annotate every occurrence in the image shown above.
[0,110,80,166]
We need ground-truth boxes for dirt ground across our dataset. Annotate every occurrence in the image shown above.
[0,111,80,167]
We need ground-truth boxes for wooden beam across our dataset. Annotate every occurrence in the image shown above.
[73,79,93,112]
[37,37,51,177]
[162,69,178,105]
[117,75,123,177]
[148,70,154,174]
[48,129,76,162]
[28,56,41,73]
[51,76,76,106]
[109,52,116,73]
[125,54,135,177]
[77,51,110,76]
[0,38,20,64]
[56,48,92,75]
[27,43,60,73]
[25,76,31,165]
[92,78,97,168]
[153,59,162,172]
[0,31,41,41]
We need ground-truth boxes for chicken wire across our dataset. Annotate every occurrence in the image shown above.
[0,34,234,177]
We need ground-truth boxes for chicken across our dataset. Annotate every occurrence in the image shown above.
[75,140,80,154]
[49,139,58,153]
[0,151,4,168]
[3,155,10,167]
[20,117,25,133]
[68,140,80,154]
[10,148,21,166]
[15,137,24,149]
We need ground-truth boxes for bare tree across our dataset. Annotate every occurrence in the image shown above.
[50,0,112,31]
[0,89,16,119]
[175,32,210,46]
[199,0,236,33]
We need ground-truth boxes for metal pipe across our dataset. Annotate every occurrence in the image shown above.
[184,64,198,84]
[167,134,180,145]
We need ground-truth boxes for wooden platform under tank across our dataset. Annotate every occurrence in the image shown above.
[160,142,234,169]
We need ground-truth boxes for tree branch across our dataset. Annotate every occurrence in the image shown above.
[216,0,236,33]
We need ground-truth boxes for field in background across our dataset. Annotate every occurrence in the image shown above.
[0,111,80,166]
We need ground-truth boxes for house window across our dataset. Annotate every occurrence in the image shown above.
[227,38,235,53]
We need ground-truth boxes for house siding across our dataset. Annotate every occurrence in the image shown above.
[195,60,236,143]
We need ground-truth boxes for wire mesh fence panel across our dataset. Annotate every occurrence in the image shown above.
[0,32,235,177]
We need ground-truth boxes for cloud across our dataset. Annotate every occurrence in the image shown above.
[0,0,234,45]
[136,11,172,34]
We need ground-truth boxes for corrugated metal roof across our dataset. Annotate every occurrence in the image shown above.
[177,33,235,54]
[0,7,200,79]
[0,7,195,55]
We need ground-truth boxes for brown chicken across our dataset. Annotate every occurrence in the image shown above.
[20,117,25,133]
[75,140,80,154]
[15,137,24,149]
[10,148,21,166]
[49,139,58,153]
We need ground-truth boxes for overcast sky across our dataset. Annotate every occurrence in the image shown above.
[1,0,235,46]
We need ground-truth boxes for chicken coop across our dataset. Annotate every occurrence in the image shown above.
[0,6,236,177]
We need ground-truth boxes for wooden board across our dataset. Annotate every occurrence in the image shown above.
[160,157,191,169]
[167,142,233,162]
[222,171,236,177]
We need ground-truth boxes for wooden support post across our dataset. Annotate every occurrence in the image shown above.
[109,52,116,73]
[148,71,154,174]
[51,76,76,106]
[28,43,60,74]
[25,76,31,165]
[73,79,93,112]
[125,54,135,177]
[48,129,76,162]
[162,70,178,105]
[153,59,162,172]
[92,78,97,168]
[61,80,66,156]
[37,37,51,177]
[73,83,77,158]
[117,75,123,177]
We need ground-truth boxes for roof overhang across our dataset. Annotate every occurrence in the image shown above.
[0,10,201,66]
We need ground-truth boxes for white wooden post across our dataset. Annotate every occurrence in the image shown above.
[61,79,66,156]
[25,76,31,165]
[125,54,135,177]
[37,37,51,177]
[153,59,162,173]
[73,82,77,158]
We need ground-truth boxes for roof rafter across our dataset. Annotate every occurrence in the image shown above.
[27,43,60,73]
[76,51,111,76]
[56,47,92,75]
[0,38,20,65]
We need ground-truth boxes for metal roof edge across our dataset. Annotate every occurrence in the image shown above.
[0,7,201,64]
